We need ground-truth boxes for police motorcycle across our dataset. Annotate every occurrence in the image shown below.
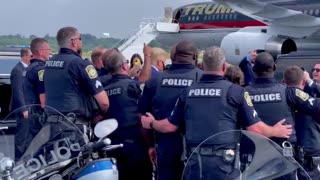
[0,125,14,180]
[183,130,312,180]
[0,104,122,180]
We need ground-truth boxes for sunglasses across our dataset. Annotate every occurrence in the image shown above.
[312,68,320,73]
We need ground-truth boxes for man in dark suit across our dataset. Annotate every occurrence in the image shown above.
[10,48,32,160]
[239,50,257,86]
[138,47,168,168]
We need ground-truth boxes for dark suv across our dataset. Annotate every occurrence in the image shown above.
[275,51,320,81]
[0,52,20,119]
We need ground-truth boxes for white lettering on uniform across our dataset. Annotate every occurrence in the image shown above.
[95,80,102,89]
[188,88,222,97]
[45,61,64,68]
[308,98,315,106]
[106,88,122,96]
[13,142,81,180]
[162,78,193,87]
[250,93,281,103]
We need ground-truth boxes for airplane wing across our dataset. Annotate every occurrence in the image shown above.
[213,0,320,28]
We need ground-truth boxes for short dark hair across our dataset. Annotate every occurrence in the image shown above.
[253,52,275,77]
[174,40,197,63]
[56,26,78,48]
[20,48,30,58]
[284,65,304,86]
[30,38,48,55]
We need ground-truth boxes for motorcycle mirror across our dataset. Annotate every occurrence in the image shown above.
[94,118,118,138]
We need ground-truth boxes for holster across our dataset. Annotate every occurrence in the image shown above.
[305,156,320,169]
[295,146,305,164]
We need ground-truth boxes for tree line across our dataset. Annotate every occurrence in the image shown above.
[0,34,122,53]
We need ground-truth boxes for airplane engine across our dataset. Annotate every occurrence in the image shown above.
[220,32,297,65]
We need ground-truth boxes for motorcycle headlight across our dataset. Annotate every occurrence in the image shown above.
[0,157,14,173]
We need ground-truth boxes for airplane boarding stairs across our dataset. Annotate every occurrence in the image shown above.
[117,20,180,60]
[117,22,158,60]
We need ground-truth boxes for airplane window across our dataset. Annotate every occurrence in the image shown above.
[208,16,211,20]
[196,16,199,21]
[234,14,238,19]
[221,14,225,20]
[229,14,233,20]
[309,9,314,15]
[188,16,191,22]
[192,16,195,21]
[315,9,320,16]
[217,14,220,20]
[211,15,214,20]
[204,16,207,21]
[303,10,308,14]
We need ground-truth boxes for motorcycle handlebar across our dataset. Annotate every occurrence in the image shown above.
[103,144,124,151]
[0,126,8,130]
[91,138,111,151]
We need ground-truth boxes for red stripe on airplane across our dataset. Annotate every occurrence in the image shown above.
[180,21,267,29]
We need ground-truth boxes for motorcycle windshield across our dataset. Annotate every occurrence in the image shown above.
[183,130,311,180]
[2,105,87,180]
[0,113,13,179]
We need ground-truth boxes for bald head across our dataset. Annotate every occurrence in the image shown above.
[174,40,197,64]
[203,46,226,72]
[253,52,275,77]
[170,44,177,62]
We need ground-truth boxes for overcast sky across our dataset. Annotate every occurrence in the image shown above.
[0,0,209,38]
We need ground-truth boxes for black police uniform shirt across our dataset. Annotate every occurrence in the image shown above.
[24,59,45,105]
[246,78,320,144]
[97,68,109,76]
[287,87,320,156]
[245,78,295,144]
[147,63,203,119]
[44,48,104,116]
[168,74,261,148]
[103,74,142,137]
[139,63,203,163]
[304,81,320,97]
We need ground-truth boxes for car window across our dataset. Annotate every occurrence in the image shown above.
[275,55,320,81]
[0,56,20,119]
[0,57,20,76]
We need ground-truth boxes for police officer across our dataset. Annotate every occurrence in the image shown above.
[245,52,320,179]
[24,38,51,145]
[44,27,109,133]
[141,46,292,180]
[102,47,152,180]
[284,66,320,180]
[139,40,203,180]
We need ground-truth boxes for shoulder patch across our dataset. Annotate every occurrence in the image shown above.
[85,65,98,79]
[244,91,253,106]
[38,70,44,81]
[295,89,309,101]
